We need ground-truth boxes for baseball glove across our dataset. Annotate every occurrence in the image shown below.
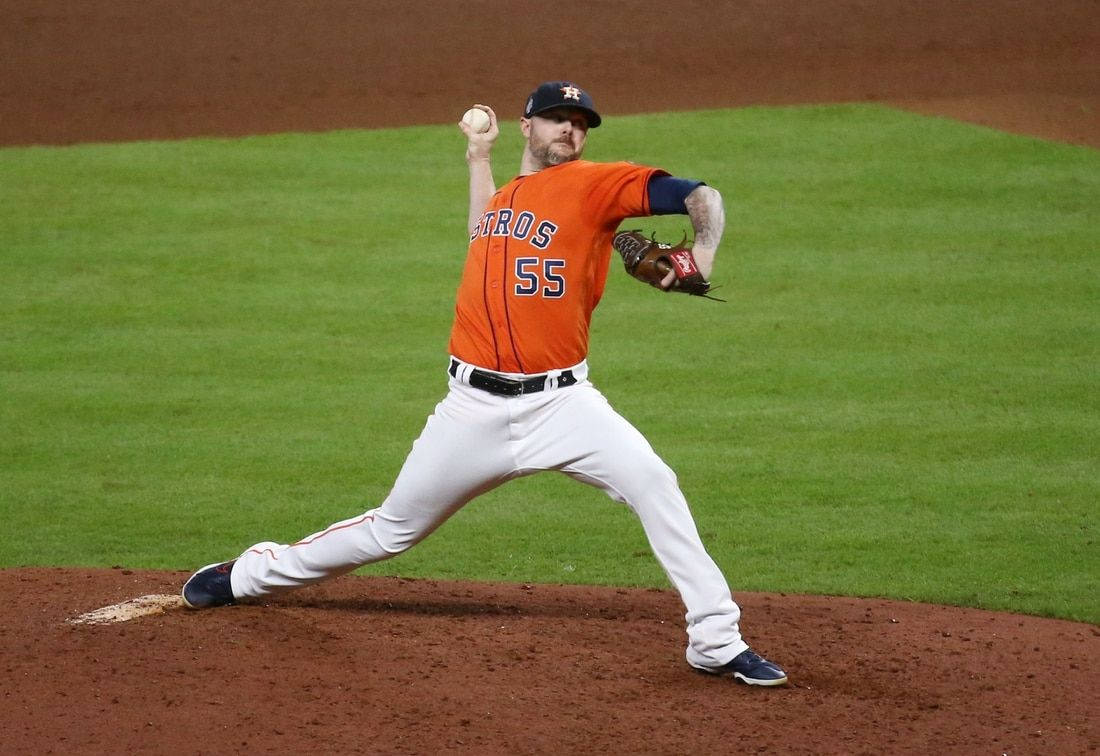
[612,230,721,299]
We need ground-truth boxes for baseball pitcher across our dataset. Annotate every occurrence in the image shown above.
[182,81,787,686]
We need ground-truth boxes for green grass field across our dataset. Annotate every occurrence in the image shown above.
[2,105,1097,623]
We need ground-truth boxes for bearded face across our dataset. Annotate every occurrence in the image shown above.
[523,109,589,169]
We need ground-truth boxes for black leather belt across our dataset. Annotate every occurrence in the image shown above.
[450,359,577,396]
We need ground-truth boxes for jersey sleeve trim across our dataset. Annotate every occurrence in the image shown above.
[647,175,704,215]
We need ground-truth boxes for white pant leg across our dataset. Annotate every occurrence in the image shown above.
[513,383,748,669]
[232,381,516,599]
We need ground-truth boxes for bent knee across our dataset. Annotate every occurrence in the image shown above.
[603,461,682,506]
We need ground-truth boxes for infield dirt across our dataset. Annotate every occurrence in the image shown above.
[2,1,1097,753]
[3,0,1098,147]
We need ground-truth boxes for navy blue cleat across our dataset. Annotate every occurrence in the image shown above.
[700,648,789,686]
[181,560,237,609]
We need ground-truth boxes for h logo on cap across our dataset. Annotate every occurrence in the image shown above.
[561,85,581,101]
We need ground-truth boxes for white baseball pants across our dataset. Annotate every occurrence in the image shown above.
[230,359,748,669]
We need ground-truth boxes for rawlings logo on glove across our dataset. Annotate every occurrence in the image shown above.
[612,230,722,300]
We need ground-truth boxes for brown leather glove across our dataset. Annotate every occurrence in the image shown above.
[612,230,718,298]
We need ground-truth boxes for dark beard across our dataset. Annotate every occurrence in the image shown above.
[531,139,578,168]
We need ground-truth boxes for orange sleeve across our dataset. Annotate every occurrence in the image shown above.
[584,162,669,224]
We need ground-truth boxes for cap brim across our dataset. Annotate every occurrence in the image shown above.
[528,104,602,128]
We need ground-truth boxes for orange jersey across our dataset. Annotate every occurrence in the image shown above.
[448,160,664,374]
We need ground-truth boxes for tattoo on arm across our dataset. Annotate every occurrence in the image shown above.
[683,186,724,279]
[684,186,725,250]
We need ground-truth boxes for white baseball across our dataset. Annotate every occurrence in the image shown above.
[462,107,491,133]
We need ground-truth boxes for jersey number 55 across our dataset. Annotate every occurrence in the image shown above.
[514,257,566,299]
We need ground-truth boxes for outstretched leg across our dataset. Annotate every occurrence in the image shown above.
[186,382,518,604]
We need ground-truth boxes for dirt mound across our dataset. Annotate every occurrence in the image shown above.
[2,568,1096,754]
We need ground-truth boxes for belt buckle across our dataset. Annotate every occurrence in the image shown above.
[482,370,522,396]
[520,376,547,394]
[501,377,524,396]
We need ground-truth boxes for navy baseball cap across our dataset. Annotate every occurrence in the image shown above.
[523,81,602,128]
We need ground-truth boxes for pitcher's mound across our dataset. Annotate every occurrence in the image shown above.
[4,567,1096,753]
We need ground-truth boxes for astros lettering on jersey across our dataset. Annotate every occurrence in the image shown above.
[449,160,666,374]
